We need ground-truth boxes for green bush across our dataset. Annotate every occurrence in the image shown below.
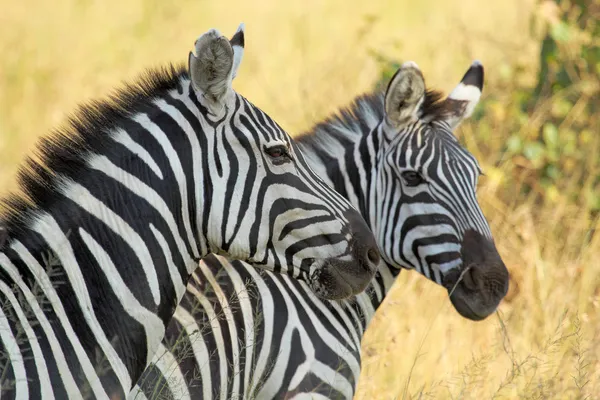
[372,0,600,212]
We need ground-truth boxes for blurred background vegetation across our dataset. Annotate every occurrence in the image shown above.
[1,0,599,398]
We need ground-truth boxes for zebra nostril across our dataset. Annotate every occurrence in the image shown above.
[461,267,479,291]
[366,248,380,267]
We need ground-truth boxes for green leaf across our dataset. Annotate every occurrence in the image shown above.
[506,135,522,153]
[550,21,571,43]
[543,123,559,148]
[546,164,560,180]
[523,141,546,164]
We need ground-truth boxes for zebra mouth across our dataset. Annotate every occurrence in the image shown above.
[443,264,509,321]
[440,230,510,321]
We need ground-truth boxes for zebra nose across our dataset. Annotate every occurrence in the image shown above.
[367,247,380,265]
[355,233,380,273]
[344,209,381,272]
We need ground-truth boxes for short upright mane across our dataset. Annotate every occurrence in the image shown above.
[0,63,188,235]
[420,89,449,120]
[296,92,385,148]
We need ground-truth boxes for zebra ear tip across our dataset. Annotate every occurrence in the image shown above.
[230,23,245,48]
[401,61,420,71]
[461,61,484,91]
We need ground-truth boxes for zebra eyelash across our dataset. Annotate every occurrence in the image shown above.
[264,144,292,165]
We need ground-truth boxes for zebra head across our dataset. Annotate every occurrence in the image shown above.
[187,26,380,300]
[374,61,509,319]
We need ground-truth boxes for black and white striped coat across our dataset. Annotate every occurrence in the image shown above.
[131,61,510,399]
[0,26,380,399]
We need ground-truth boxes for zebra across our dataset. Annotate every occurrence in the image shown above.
[0,25,382,399]
[130,60,510,399]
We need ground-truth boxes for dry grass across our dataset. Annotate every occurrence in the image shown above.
[2,0,599,399]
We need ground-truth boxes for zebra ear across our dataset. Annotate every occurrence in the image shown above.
[442,61,484,129]
[188,28,235,105]
[384,61,426,128]
[230,23,245,79]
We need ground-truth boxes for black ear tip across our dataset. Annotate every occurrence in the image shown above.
[230,23,245,48]
[230,30,244,48]
[461,60,484,90]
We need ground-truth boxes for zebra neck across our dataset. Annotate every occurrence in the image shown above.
[355,262,400,323]
[0,73,217,394]
[297,126,378,227]
[295,92,399,323]
[295,134,388,324]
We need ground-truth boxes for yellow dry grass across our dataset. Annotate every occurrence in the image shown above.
[1,0,599,399]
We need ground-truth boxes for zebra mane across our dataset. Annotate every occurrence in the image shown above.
[0,63,188,235]
[297,87,447,145]
[296,92,385,149]
[420,89,450,120]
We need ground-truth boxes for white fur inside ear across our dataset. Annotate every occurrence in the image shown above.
[188,29,234,108]
[448,83,481,118]
[448,82,481,103]
[384,65,426,127]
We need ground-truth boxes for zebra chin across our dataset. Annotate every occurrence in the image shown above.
[442,230,510,321]
[302,208,382,300]
[308,256,379,300]
[307,231,381,300]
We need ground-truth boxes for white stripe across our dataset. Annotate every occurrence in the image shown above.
[148,225,186,301]
[87,155,195,275]
[199,261,241,398]
[1,248,83,399]
[46,227,133,391]
[257,274,358,399]
[219,259,256,392]
[256,279,313,399]
[60,180,160,305]
[171,306,213,399]
[310,360,354,398]
[289,394,332,400]
[186,277,228,399]
[150,343,191,400]
[300,282,358,349]
[279,276,361,387]
[243,266,275,397]
[168,82,208,256]
[79,228,165,367]
[0,298,28,398]
[112,128,164,179]
[143,99,201,259]
[353,292,375,337]
[340,298,364,347]
[127,386,149,400]
[0,280,53,398]
[30,214,117,399]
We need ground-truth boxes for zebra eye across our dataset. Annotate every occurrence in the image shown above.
[264,145,291,165]
[401,170,424,187]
